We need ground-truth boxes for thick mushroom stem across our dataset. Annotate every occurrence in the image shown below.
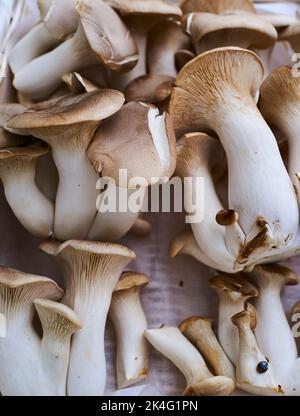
[34,299,82,396]
[109,272,149,389]
[175,132,239,272]
[145,326,234,396]
[170,48,299,259]
[40,240,136,396]
[6,90,125,241]
[0,267,63,396]
[232,303,281,396]
[0,142,54,238]
[210,273,259,364]
[259,66,300,194]
[179,317,235,380]
[250,264,298,385]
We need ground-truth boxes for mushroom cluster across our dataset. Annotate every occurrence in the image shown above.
[1,0,300,398]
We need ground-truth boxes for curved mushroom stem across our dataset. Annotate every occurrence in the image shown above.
[210,273,259,364]
[0,266,63,396]
[8,23,61,75]
[40,240,136,396]
[34,299,82,396]
[179,317,235,380]
[0,143,54,238]
[232,303,282,396]
[145,326,234,396]
[249,264,298,385]
[109,272,149,389]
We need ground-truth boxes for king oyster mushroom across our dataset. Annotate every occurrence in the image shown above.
[169,47,299,271]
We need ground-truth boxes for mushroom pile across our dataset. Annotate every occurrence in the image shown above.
[1,0,300,397]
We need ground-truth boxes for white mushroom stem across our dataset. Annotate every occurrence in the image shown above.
[40,240,136,396]
[232,303,281,396]
[145,326,234,396]
[0,267,63,396]
[0,145,54,238]
[250,264,298,385]
[210,273,259,365]
[179,317,235,380]
[109,272,149,389]
[34,299,82,396]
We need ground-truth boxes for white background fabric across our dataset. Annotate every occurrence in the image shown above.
[0,1,299,396]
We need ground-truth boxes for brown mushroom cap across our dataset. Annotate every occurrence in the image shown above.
[0,266,63,308]
[181,0,255,15]
[279,21,300,50]
[105,0,182,17]
[125,75,174,103]
[77,0,138,72]
[231,302,257,330]
[252,264,299,287]
[186,12,277,52]
[0,140,49,161]
[87,101,176,187]
[169,47,264,137]
[6,90,125,134]
[114,271,149,292]
[0,104,29,149]
[40,239,136,260]
[210,273,259,298]
[259,66,298,131]
[179,316,213,334]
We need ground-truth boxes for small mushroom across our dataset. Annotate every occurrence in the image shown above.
[0,266,63,396]
[181,0,255,15]
[145,326,235,396]
[232,303,281,396]
[106,0,182,90]
[210,272,258,364]
[86,101,176,241]
[184,12,277,55]
[250,264,298,384]
[179,317,235,380]
[9,0,79,74]
[170,47,299,268]
[109,271,149,389]
[34,299,82,396]
[40,239,136,396]
[6,90,124,241]
[0,140,54,238]
[13,0,138,100]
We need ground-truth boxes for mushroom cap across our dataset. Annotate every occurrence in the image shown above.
[231,302,257,330]
[0,266,63,301]
[210,273,259,298]
[0,103,29,149]
[40,239,136,260]
[77,0,138,72]
[176,132,226,178]
[125,75,174,103]
[114,271,149,292]
[179,316,213,334]
[184,375,235,396]
[279,21,300,44]
[104,0,182,17]
[6,90,125,133]
[0,140,49,161]
[252,264,299,287]
[258,12,297,31]
[87,101,176,187]
[169,47,264,137]
[34,298,82,331]
[181,0,255,15]
[185,12,277,50]
[259,66,299,129]
[216,209,239,226]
